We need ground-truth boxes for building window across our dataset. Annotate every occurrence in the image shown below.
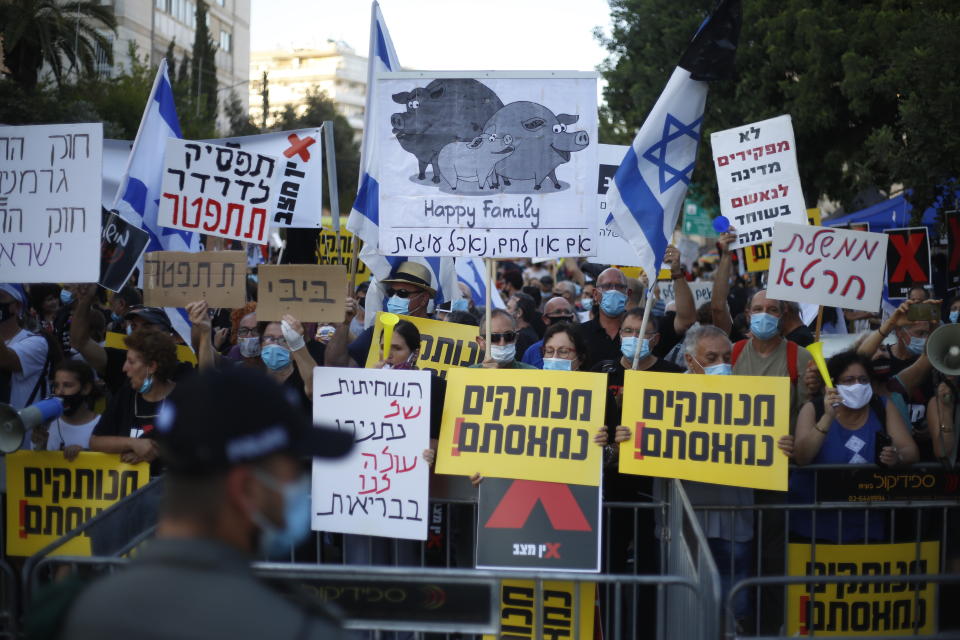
[155,0,167,10]
[220,31,232,53]
[94,33,114,78]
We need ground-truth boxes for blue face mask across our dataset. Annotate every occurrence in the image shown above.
[111,312,123,325]
[253,474,312,559]
[451,298,469,312]
[620,336,638,360]
[906,336,926,356]
[60,289,74,305]
[950,310,959,324]
[703,363,733,376]
[542,357,572,371]
[750,312,780,340]
[138,375,153,394]
[581,298,593,311]
[261,344,291,370]
[386,295,410,315]
[600,290,627,317]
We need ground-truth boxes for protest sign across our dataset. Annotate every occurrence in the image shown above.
[311,368,430,540]
[786,541,938,636]
[744,208,822,272]
[482,580,595,640]
[142,250,246,308]
[619,371,790,491]
[256,264,346,322]
[375,72,598,259]
[0,123,102,282]
[816,467,960,503]
[767,223,888,313]
[436,369,605,486]
[711,115,808,249]
[158,138,279,244]
[99,210,150,292]
[885,227,931,299]
[5,452,149,556]
[945,210,959,289]
[364,312,481,377]
[596,143,642,266]
[105,331,197,365]
[476,478,601,572]
[656,279,713,308]
[318,227,370,288]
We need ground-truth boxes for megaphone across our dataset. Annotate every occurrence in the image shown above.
[927,324,960,376]
[0,397,64,454]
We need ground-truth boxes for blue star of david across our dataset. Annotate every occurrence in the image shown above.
[641,113,703,193]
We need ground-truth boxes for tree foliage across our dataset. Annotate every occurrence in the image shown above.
[598,0,960,218]
[190,0,218,128]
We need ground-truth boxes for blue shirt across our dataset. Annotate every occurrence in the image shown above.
[521,339,543,368]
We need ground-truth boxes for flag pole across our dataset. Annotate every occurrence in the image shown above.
[632,287,656,370]
[814,306,824,342]
[485,258,494,362]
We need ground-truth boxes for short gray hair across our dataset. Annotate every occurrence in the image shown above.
[683,324,732,357]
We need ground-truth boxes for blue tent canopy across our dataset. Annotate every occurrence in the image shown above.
[824,194,938,231]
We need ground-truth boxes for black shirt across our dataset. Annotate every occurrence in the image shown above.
[652,311,684,359]
[515,326,539,362]
[577,318,622,371]
[785,324,815,347]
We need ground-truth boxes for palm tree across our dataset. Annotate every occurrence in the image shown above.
[0,0,117,89]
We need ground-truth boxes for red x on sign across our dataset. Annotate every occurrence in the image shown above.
[889,231,927,283]
[484,480,591,531]
[283,133,316,162]
[544,543,562,559]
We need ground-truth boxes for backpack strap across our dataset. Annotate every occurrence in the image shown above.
[731,339,748,365]
[786,340,798,385]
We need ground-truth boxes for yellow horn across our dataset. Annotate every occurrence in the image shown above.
[808,341,832,388]
[380,312,400,360]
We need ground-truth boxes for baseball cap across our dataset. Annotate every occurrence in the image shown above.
[156,367,353,475]
[125,305,173,331]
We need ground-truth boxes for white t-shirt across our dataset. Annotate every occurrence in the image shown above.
[46,416,98,451]
[4,329,48,409]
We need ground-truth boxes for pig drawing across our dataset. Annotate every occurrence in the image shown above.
[391,79,503,183]
[436,133,515,191]
[483,101,590,191]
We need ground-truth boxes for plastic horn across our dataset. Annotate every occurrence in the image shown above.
[808,341,832,388]
[380,312,400,360]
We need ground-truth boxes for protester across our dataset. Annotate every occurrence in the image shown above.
[471,309,536,370]
[224,302,261,365]
[0,283,50,412]
[350,282,369,338]
[929,375,957,461]
[499,268,523,299]
[607,310,684,401]
[947,296,960,324]
[36,360,100,460]
[521,296,576,368]
[507,292,541,358]
[780,301,814,346]
[551,280,577,307]
[106,285,143,333]
[28,284,61,335]
[580,267,632,369]
[258,315,316,417]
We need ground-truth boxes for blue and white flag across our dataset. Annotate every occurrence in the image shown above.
[455,257,505,310]
[112,59,200,345]
[606,0,740,281]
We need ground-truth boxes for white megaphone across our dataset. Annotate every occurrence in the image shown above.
[927,324,960,376]
[0,397,64,454]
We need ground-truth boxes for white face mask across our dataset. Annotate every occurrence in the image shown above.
[490,343,516,363]
[838,383,873,410]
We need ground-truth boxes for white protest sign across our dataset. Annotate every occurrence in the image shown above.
[766,223,888,313]
[711,115,808,249]
[596,143,645,266]
[0,123,102,282]
[656,280,713,308]
[311,368,431,540]
[157,138,279,244]
[375,72,598,259]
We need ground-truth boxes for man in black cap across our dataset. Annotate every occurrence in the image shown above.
[60,367,353,639]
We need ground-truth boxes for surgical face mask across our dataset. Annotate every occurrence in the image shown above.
[620,336,638,360]
[60,289,74,305]
[703,362,733,376]
[542,357,572,371]
[599,290,627,317]
[138,375,153,395]
[387,295,410,315]
[238,336,261,358]
[838,382,873,410]
[261,344,291,370]
[490,343,516,363]
[580,298,593,311]
[57,392,86,416]
[451,298,469,312]
[906,335,926,356]
[126,324,133,335]
[950,310,960,324]
[750,312,780,340]
[252,473,312,559]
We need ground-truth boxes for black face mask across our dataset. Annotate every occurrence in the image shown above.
[58,393,87,417]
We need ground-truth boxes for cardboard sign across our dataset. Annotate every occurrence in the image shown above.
[885,227,931,299]
[618,371,790,491]
[375,72,598,259]
[945,210,960,289]
[158,138,279,244]
[311,368,430,540]
[318,227,370,288]
[5,452,149,557]
[656,279,713,308]
[767,223,888,313]
[0,123,103,282]
[786,542,938,636]
[99,210,150,292]
[142,250,246,308]
[482,580,595,640]
[745,208,823,272]
[364,312,482,377]
[437,368,606,486]
[711,115,808,249]
[256,264,346,322]
[477,478,601,572]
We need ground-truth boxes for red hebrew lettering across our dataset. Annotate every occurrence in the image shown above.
[824,269,839,293]
[779,233,805,254]
[283,133,316,162]
[184,197,202,228]
[889,234,926,282]
[842,275,866,299]
[245,207,266,242]
[223,203,244,237]
[800,259,821,289]
[163,192,180,225]
[203,199,221,232]
[485,480,591,531]
[774,258,794,286]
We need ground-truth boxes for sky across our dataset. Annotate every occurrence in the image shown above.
[250,0,614,78]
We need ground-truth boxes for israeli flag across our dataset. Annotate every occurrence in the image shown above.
[112,58,199,345]
[456,257,505,310]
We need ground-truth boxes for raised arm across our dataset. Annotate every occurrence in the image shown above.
[709,230,736,334]
[69,283,107,374]
[324,298,359,368]
[665,245,696,334]
[186,300,218,372]
[282,314,315,399]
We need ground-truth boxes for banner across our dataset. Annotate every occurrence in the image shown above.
[142,250,246,308]
[256,264,347,322]
[311,368,430,540]
[767,223,888,313]
[786,542,938,636]
[5,452,149,556]
[158,138,278,244]
[482,580,595,640]
[99,210,150,292]
[436,369,606,486]
[816,467,960,502]
[885,227,931,299]
[375,72,598,259]
[477,478,601,572]
[945,210,959,289]
[595,143,643,266]
[318,227,370,288]
[364,312,482,377]
[656,279,713,308]
[711,115,808,249]
[0,123,102,282]
[744,208,822,272]
[618,371,790,491]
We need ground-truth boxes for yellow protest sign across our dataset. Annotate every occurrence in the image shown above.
[618,371,789,491]
[786,542,938,636]
[318,227,370,288]
[745,208,822,272]
[437,368,606,486]
[105,331,197,366]
[482,580,595,640]
[5,451,150,557]
[364,312,481,377]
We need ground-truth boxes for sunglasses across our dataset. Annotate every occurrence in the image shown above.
[386,288,418,299]
[490,331,517,344]
[546,315,574,323]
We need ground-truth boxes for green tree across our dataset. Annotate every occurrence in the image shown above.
[190,0,218,127]
[224,89,259,136]
[0,0,117,89]
[598,0,960,218]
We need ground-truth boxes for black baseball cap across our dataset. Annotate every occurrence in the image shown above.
[156,367,353,475]
[125,305,173,332]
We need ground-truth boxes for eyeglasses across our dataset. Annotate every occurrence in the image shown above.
[543,347,575,358]
[262,335,288,346]
[546,314,574,324]
[489,331,517,344]
[386,288,418,299]
[597,282,627,292]
[237,327,257,337]
[838,375,870,385]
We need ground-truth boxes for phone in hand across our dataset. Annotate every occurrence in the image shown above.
[907,301,941,322]
[875,432,893,466]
